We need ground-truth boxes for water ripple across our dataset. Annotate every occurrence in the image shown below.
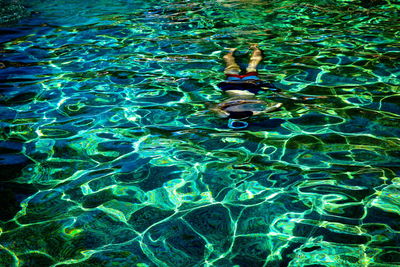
[1,0,400,266]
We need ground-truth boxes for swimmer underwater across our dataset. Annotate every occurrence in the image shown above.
[210,44,324,129]
[210,44,282,128]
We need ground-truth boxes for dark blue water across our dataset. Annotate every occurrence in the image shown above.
[1,0,400,266]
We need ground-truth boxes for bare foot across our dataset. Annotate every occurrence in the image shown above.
[249,43,259,50]
[225,47,237,53]
[223,48,237,57]
[248,43,262,59]
[223,48,238,61]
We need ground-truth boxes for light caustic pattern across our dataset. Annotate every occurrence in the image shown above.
[0,0,400,266]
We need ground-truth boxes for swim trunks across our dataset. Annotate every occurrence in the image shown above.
[225,72,261,81]
[218,72,276,94]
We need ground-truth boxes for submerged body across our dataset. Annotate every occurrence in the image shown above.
[212,45,282,124]
[210,96,282,119]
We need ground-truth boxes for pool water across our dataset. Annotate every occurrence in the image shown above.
[1,0,400,266]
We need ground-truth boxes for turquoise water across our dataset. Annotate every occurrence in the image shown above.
[1,0,400,266]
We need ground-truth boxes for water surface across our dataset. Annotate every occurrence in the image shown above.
[1,0,400,266]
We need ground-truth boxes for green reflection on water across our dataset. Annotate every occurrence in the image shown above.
[1,0,400,266]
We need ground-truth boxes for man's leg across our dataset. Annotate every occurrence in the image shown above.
[223,48,241,75]
[246,44,263,73]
